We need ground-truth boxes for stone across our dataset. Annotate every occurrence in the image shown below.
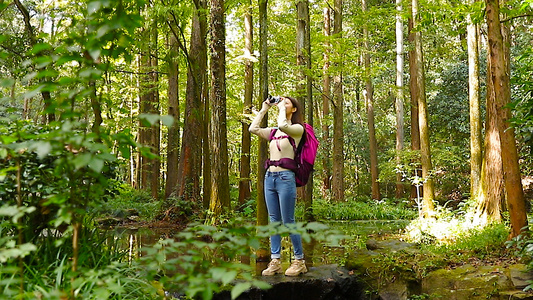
[509,264,533,290]
[213,265,368,300]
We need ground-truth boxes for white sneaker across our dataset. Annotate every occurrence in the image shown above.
[262,259,282,276]
[285,259,307,276]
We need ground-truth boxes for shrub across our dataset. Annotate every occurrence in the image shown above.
[303,198,417,221]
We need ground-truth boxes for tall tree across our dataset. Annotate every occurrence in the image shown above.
[150,21,161,200]
[467,0,482,200]
[239,0,254,206]
[486,0,528,237]
[13,0,55,124]
[165,34,181,199]
[362,0,381,201]
[395,0,405,199]
[175,0,208,203]
[321,6,332,195]
[473,58,504,225]
[408,17,421,200]
[256,0,270,263]
[332,0,345,202]
[208,0,230,219]
[296,0,314,220]
[412,0,434,216]
[138,18,160,200]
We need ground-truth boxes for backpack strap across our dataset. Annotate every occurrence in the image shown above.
[268,128,297,152]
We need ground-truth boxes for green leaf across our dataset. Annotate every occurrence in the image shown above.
[138,114,161,127]
[0,78,14,88]
[161,115,175,127]
[97,25,111,38]
[252,280,271,290]
[88,157,104,173]
[88,48,101,60]
[88,1,101,15]
[29,141,52,159]
[29,43,52,55]
[231,282,252,299]
[73,153,92,169]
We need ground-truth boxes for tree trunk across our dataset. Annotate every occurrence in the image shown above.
[412,0,434,216]
[296,0,314,221]
[203,75,211,210]
[149,23,161,200]
[467,5,482,200]
[138,25,152,193]
[257,0,269,228]
[332,0,344,202]
[321,7,332,195]
[395,0,405,199]
[256,0,270,265]
[238,0,253,207]
[362,0,380,201]
[175,0,207,204]
[408,16,421,200]
[208,0,230,220]
[486,0,528,237]
[473,52,504,225]
[13,0,55,124]
[165,34,181,199]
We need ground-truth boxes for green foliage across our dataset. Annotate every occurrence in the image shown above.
[303,198,417,221]
[91,184,162,221]
[139,220,268,300]
[421,223,509,260]
[363,222,510,287]
[510,17,533,176]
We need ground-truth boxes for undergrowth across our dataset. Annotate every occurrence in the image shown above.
[300,197,417,221]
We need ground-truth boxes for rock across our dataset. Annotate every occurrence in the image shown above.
[509,264,533,290]
[95,216,122,227]
[366,239,381,250]
[421,264,514,299]
[213,265,368,300]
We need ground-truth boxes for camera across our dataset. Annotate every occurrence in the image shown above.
[267,95,281,104]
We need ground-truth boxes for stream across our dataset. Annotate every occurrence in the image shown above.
[110,220,409,275]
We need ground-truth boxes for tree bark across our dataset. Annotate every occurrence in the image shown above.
[321,7,332,195]
[412,0,435,216]
[332,0,345,202]
[362,0,381,201]
[296,0,314,221]
[467,5,482,200]
[257,0,269,227]
[473,60,504,225]
[486,0,528,237]
[256,0,270,265]
[239,0,253,206]
[175,0,207,204]
[395,0,405,199]
[165,34,181,199]
[138,25,152,193]
[208,0,230,220]
[13,0,55,124]
[408,16,421,200]
[149,22,161,200]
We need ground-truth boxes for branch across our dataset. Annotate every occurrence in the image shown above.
[501,14,533,23]
[13,0,36,45]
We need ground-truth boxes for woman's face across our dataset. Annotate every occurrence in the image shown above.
[280,97,296,112]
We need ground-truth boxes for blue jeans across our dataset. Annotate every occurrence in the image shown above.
[264,171,304,260]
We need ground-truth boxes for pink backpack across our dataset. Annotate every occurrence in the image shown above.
[268,123,319,187]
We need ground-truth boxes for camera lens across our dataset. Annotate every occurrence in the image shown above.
[268,95,281,104]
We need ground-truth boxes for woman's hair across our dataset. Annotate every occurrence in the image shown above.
[286,96,304,126]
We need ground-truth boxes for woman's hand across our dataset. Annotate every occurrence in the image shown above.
[277,97,287,111]
[261,99,273,111]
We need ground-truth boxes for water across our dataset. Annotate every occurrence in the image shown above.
[110,220,409,275]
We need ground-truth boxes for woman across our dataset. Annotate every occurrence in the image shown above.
[249,96,307,276]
